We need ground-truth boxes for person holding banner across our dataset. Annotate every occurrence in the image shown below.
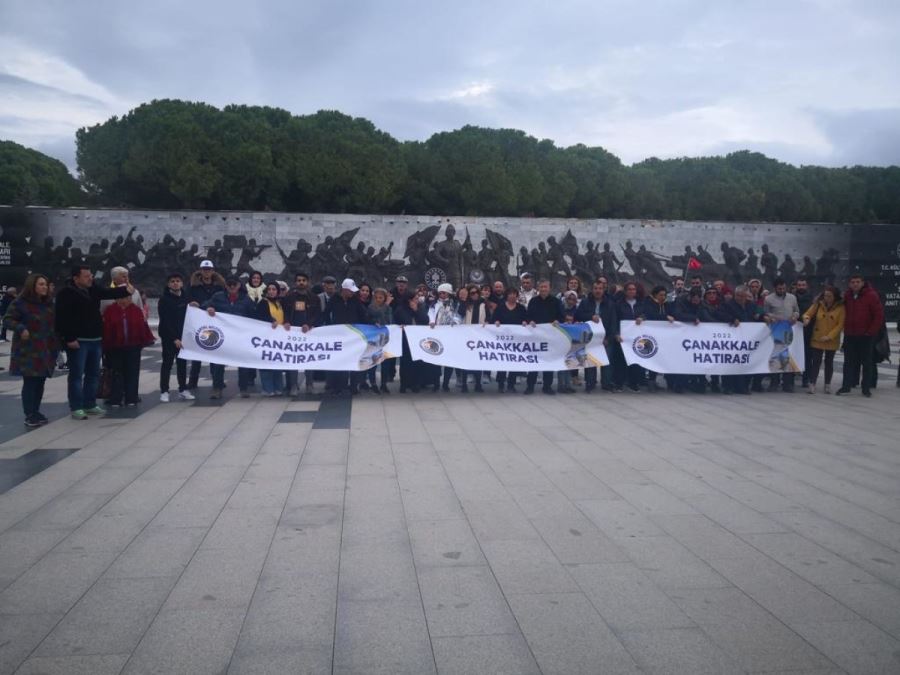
[635,285,675,392]
[428,283,462,392]
[763,278,801,393]
[576,277,616,393]
[283,272,320,395]
[614,282,646,392]
[364,288,393,393]
[187,260,226,391]
[672,287,706,393]
[492,287,529,392]
[322,279,369,396]
[202,277,257,399]
[457,285,488,393]
[254,283,291,396]
[525,279,565,395]
[394,293,431,393]
[722,285,764,394]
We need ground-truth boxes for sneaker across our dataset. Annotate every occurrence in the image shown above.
[240,390,250,398]
[807,384,814,395]
[71,409,88,420]
[160,391,170,403]
[824,384,831,394]
[210,388,222,400]
[85,406,106,416]
[24,416,42,428]
[179,390,195,401]
[126,402,137,407]
[835,387,851,396]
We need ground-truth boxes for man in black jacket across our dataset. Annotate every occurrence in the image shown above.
[323,279,369,395]
[575,278,616,392]
[282,272,321,395]
[55,265,132,419]
[526,279,564,394]
[157,273,194,402]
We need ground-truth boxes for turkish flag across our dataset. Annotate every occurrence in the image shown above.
[687,257,702,270]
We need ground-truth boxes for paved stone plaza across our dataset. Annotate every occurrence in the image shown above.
[1,342,899,674]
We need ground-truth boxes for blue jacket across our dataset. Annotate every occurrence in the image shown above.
[575,294,616,337]
[202,290,256,318]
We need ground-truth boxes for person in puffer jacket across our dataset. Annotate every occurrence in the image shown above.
[836,275,884,397]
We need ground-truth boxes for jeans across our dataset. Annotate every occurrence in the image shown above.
[106,347,142,405]
[259,369,284,394]
[22,376,46,418]
[210,363,226,389]
[842,335,875,391]
[67,340,103,411]
[160,341,187,393]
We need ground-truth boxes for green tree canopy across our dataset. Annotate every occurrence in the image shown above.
[64,99,900,223]
[0,140,82,207]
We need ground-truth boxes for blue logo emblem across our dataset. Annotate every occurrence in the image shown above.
[195,325,224,351]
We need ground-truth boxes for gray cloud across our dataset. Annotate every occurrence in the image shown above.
[1,0,899,172]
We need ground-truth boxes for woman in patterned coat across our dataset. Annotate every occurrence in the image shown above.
[2,274,60,427]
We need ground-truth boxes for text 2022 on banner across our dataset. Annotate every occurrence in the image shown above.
[404,322,608,372]
[619,320,804,375]
[178,306,403,371]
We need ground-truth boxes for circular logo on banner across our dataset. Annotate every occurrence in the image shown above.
[468,269,486,284]
[632,335,658,359]
[424,267,447,290]
[419,337,444,356]
[195,325,225,351]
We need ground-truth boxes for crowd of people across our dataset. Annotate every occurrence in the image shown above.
[1,257,894,428]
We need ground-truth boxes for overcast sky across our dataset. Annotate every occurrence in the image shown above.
[2,0,899,172]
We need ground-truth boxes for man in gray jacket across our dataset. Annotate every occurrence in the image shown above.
[763,277,800,392]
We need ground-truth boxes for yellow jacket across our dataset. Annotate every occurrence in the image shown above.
[803,301,845,351]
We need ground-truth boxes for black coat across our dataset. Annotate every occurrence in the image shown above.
[282,290,321,327]
[55,282,130,343]
[255,298,286,323]
[723,299,761,324]
[157,287,190,345]
[527,294,564,324]
[393,301,428,325]
[575,294,616,336]
[492,302,528,325]
[323,294,369,325]
[641,299,672,321]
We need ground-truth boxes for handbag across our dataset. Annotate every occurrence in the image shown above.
[98,366,113,399]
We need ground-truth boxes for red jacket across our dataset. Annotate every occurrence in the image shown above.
[102,302,155,349]
[843,284,884,337]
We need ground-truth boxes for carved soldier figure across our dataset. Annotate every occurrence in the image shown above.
[431,224,463,290]
[236,238,271,276]
[760,244,778,287]
[744,247,761,279]
[599,242,623,283]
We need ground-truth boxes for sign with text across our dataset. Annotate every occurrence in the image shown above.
[178,306,402,370]
[404,322,608,371]
[619,320,804,375]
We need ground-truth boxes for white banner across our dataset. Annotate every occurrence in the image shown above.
[619,320,805,375]
[178,306,403,371]
[404,322,608,371]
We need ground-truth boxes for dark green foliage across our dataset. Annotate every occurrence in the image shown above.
[0,141,82,207]
[70,100,900,223]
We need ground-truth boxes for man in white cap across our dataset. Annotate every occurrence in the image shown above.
[322,278,369,395]
[187,259,226,390]
[427,283,460,391]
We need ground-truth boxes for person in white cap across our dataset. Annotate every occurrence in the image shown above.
[186,259,226,390]
[322,278,369,395]
[427,282,461,391]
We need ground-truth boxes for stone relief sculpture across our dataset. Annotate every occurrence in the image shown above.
[1,210,857,301]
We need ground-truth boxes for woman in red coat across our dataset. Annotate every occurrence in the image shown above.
[102,295,155,407]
